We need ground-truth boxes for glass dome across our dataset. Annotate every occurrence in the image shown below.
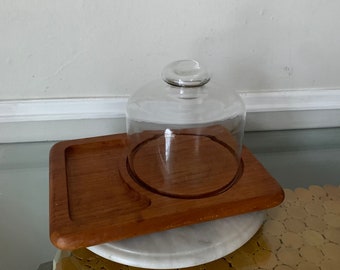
[125,60,246,199]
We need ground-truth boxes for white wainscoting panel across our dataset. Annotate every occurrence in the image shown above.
[1,89,339,143]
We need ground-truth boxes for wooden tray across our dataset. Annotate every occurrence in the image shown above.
[49,131,284,250]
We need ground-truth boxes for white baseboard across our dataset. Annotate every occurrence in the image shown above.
[1,89,340,143]
[240,88,340,112]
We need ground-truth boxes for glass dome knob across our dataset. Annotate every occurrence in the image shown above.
[161,60,210,87]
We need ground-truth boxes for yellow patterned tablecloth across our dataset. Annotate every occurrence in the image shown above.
[55,185,340,270]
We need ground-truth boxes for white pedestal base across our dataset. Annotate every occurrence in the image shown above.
[88,211,265,269]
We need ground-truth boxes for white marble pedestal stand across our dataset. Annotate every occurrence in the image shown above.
[88,211,265,269]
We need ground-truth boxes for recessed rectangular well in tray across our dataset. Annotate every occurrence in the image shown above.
[49,133,284,250]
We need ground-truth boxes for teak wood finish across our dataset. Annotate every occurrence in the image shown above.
[49,127,284,250]
[126,126,242,199]
[55,185,340,270]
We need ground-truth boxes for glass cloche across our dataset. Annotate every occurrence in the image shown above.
[125,60,246,199]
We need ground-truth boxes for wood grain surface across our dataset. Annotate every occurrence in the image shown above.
[49,128,284,250]
[56,185,340,270]
[127,127,241,198]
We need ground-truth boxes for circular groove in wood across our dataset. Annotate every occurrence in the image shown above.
[127,133,242,199]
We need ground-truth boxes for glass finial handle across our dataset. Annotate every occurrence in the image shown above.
[161,60,210,87]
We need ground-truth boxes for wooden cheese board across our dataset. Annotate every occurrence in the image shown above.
[49,127,284,250]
